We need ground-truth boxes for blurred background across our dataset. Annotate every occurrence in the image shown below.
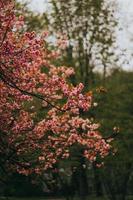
[1,0,133,200]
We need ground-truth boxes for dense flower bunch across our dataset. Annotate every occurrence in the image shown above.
[0,0,112,175]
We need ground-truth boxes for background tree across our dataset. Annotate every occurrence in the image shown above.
[44,0,118,86]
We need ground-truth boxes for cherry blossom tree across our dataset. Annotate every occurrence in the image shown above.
[0,0,113,177]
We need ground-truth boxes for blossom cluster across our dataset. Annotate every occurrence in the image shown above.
[0,0,113,175]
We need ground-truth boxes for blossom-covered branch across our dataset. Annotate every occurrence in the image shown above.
[0,0,113,176]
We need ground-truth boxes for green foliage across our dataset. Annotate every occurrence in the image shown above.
[95,69,133,158]
[92,69,133,200]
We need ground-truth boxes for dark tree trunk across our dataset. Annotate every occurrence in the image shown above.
[93,163,103,197]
